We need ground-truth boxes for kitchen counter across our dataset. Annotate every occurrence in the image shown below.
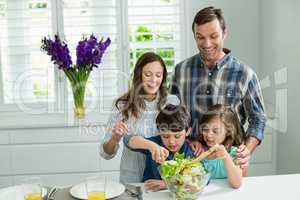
[143,173,300,200]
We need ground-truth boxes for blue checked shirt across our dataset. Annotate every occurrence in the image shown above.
[170,49,266,142]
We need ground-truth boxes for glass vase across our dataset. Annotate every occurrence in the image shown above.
[71,81,87,118]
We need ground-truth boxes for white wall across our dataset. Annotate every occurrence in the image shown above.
[259,0,300,174]
[0,125,122,187]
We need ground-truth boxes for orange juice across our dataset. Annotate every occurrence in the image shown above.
[88,191,106,200]
[24,193,42,200]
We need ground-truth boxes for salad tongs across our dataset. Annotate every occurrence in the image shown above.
[182,145,218,170]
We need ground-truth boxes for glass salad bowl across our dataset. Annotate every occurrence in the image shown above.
[160,153,210,200]
[164,173,209,200]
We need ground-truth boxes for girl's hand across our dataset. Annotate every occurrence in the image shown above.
[111,121,129,143]
[206,144,228,160]
[187,139,203,156]
[234,144,251,169]
[149,144,169,164]
[144,180,167,191]
[214,144,228,159]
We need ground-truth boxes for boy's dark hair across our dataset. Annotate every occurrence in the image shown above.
[198,104,243,151]
[156,104,190,132]
[192,6,226,33]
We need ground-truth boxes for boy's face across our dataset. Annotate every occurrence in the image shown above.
[160,129,189,153]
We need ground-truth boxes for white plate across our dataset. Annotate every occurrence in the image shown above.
[0,185,47,200]
[70,181,125,199]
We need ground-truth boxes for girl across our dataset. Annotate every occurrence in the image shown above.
[199,104,246,188]
[100,52,179,183]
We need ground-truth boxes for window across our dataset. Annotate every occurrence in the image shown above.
[61,0,119,113]
[128,0,182,82]
[0,0,53,104]
[0,0,185,126]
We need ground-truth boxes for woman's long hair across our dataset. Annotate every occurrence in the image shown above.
[115,52,168,121]
[198,104,243,151]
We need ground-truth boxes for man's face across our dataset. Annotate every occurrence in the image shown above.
[193,19,227,67]
[160,130,188,153]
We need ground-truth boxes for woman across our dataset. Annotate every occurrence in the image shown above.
[100,52,179,183]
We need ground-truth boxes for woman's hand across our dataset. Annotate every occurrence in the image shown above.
[187,139,203,156]
[234,144,251,169]
[144,180,167,191]
[111,121,129,143]
[149,144,169,164]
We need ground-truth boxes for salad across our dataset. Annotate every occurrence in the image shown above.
[161,153,208,200]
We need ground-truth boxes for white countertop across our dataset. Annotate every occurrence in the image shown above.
[143,174,300,200]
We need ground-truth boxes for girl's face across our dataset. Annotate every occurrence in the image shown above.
[201,117,226,147]
[142,61,164,98]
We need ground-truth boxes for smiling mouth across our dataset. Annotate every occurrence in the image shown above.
[206,140,215,145]
[146,85,158,89]
[202,48,215,55]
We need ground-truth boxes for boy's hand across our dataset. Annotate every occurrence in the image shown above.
[187,139,203,156]
[144,179,167,191]
[149,144,169,164]
[111,121,128,143]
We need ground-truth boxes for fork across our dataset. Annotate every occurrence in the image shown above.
[47,187,58,200]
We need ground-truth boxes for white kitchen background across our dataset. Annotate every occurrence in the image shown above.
[0,0,299,187]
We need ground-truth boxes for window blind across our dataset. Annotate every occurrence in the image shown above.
[128,0,182,76]
[0,0,185,125]
[0,0,54,104]
[62,0,119,111]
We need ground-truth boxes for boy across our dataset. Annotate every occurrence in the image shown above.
[123,104,194,191]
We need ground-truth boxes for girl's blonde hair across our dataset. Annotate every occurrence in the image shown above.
[198,104,243,151]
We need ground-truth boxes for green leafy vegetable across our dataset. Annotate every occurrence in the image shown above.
[161,153,208,200]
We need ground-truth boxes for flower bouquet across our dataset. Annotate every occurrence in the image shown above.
[41,34,111,118]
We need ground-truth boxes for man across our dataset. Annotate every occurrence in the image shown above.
[170,6,266,168]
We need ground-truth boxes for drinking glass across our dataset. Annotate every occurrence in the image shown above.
[85,176,106,200]
[20,177,42,200]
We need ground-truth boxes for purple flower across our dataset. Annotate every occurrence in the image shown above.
[76,35,111,69]
[41,34,110,71]
[41,35,72,69]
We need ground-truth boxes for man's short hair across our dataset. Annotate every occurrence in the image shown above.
[192,6,226,32]
[156,104,190,132]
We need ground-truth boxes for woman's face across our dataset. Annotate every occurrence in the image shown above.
[201,117,226,147]
[141,61,164,97]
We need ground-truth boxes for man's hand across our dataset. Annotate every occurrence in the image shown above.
[187,140,203,156]
[144,180,167,191]
[149,144,169,164]
[234,144,251,169]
